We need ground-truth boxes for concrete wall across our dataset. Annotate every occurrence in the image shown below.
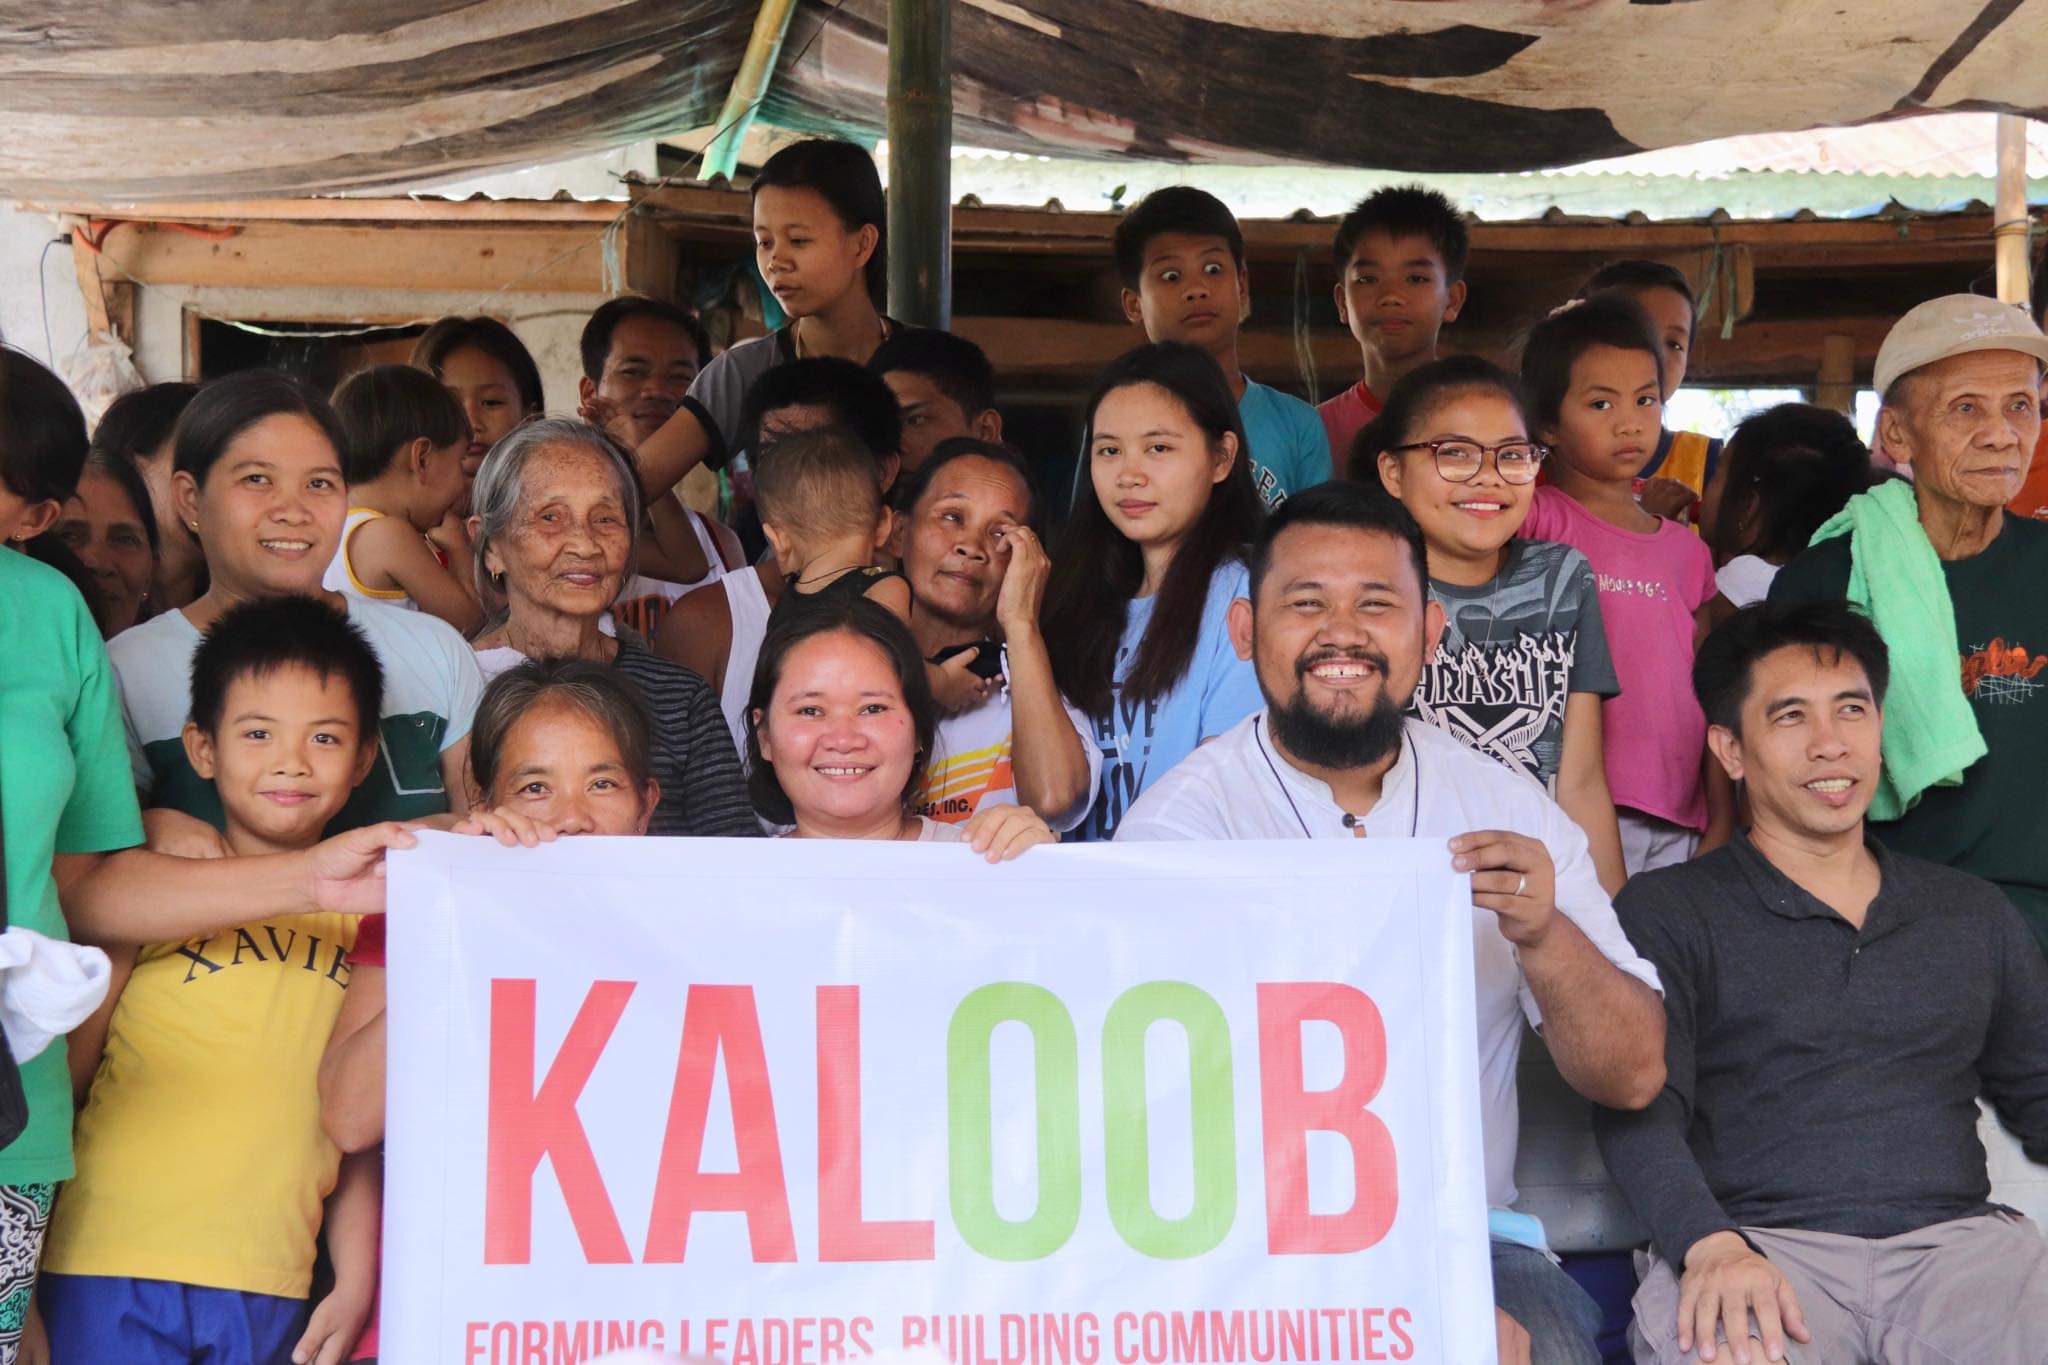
[0,200,88,374]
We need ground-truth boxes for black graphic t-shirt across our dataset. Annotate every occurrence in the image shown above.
[1410,540,1618,792]
[1771,514,2048,952]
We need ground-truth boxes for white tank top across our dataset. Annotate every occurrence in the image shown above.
[718,566,775,758]
[322,507,415,609]
[614,509,732,639]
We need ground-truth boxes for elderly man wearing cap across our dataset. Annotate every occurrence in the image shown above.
[1770,294,2048,951]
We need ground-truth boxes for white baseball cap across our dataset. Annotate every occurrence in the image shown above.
[1874,293,2048,397]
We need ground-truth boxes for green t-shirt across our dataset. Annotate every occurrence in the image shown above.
[0,552,145,1182]
[1770,514,2048,951]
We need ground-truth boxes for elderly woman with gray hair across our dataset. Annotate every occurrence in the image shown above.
[466,417,755,836]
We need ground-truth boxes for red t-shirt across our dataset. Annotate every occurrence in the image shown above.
[1317,379,1383,475]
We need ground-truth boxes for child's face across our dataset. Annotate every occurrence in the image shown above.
[53,466,155,635]
[881,370,998,472]
[1377,390,1534,567]
[488,698,655,836]
[1120,232,1248,358]
[753,185,877,321]
[439,345,527,475]
[1629,285,1696,400]
[1542,345,1665,486]
[1335,231,1463,368]
[1088,381,1235,552]
[184,664,376,853]
[176,413,346,599]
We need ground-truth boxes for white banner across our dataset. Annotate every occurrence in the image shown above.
[384,834,1495,1365]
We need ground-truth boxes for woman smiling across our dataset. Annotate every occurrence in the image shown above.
[747,594,1052,859]
[107,371,483,830]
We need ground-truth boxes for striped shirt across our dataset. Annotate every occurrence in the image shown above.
[606,635,759,837]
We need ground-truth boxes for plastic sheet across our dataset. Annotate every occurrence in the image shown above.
[2,1,2043,201]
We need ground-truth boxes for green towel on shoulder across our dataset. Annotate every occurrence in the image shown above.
[1809,478,1985,819]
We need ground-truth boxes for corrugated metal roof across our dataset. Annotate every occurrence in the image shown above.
[1552,113,2048,180]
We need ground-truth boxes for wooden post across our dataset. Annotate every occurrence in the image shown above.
[68,226,133,345]
[1995,114,2030,308]
[1815,333,1856,414]
[887,0,952,329]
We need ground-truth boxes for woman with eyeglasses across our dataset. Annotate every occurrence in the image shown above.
[1367,355,1627,894]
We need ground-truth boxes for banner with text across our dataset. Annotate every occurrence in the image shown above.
[383,834,1494,1365]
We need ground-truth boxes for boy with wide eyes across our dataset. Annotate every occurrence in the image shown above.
[1321,184,1470,465]
[1112,185,1331,509]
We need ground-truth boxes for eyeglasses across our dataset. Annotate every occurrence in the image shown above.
[1388,438,1549,485]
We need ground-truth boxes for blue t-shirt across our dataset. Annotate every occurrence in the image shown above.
[1075,559,1262,841]
[1238,381,1333,509]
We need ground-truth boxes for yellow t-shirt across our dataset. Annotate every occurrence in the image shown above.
[43,912,359,1297]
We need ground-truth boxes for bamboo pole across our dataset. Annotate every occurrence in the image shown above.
[702,0,800,183]
[1994,114,2030,307]
[887,0,952,328]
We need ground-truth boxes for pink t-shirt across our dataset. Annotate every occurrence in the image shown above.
[1521,486,1716,829]
[1317,380,1382,470]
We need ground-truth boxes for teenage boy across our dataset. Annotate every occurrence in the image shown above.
[1322,185,1469,461]
[1596,600,2048,1364]
[869,329,1003,472]
[1113,186,1331,508]
[42,596,382,1365]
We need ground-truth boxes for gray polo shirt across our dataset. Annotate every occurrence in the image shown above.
[1593,833,2048,1268]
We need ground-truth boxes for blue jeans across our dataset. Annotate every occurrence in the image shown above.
[1494,1238,1604,1365]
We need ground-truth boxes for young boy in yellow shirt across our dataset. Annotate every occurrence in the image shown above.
[42,596,382,1365]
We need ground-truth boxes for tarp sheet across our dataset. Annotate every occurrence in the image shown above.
[1,0,2041,201]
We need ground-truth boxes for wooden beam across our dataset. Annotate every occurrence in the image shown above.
[1691,315,1892,387]
[955,316,1357,387]
[70,232,113,337]
[181,307,204,380]
[35,197,623,226]
[956,310,1898,391]
[92,220,608,294]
